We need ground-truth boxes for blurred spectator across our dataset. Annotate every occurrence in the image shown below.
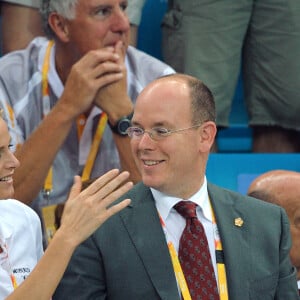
[0,0,174,243]
[161,1,300,152]
[127,0,146,46]
[54,73,299,300]
[248,170,300,289]
[0,0,44,54]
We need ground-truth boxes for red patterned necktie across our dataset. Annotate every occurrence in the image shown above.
[174,201,219,300]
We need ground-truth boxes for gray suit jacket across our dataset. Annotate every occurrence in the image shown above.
[53,182,299,300]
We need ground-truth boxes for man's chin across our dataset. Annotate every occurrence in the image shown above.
[141,176,162,190]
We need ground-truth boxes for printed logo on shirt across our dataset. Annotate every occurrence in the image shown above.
[13,268,31,274]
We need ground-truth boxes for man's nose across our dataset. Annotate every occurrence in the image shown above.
[110,8,130,33]
[137,131,156,148]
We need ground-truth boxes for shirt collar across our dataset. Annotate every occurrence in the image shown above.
[152,176,212,222]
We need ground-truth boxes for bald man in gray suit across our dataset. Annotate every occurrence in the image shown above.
[54,74,299,300]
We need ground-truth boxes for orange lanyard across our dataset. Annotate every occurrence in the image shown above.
[42,41,107,197]
[159,199,229,300]
[10,274,18,290]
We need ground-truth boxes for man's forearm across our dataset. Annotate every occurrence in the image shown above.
[13,104,74,204]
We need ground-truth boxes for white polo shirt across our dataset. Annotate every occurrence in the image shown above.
[0,199,43,298]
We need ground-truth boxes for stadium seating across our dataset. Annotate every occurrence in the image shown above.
[206,153,300,193]
[137,0,252,153]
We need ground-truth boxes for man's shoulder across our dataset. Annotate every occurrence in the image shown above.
[0,37,46,79]
[113,181,151,205]
[0,36,47,61]
[207,182,287,236]
[208,181,282,212]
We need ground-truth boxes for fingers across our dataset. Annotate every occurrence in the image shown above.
[92,61,122,78]
[94,71,123,89]
[114,40,126,62]
[83,169,129,197]
[77,54,123,86]
[81,169,133,215]
[106,198,131,218]
[76,50,124,92]
[84,49,123,77]
[82,47,120,68]
[99,174,132,202]
[67,175,82,202]
[57,171,133,246]
[98,180,133,212]
[60,47,126,118]
[72,49,123,81]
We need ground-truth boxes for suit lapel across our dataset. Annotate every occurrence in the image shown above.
[119,183,181,300]
[208,183,251,300]
[118,182,252,299]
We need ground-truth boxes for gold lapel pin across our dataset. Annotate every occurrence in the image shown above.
[234,217,244,227]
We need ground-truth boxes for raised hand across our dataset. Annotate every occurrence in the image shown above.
[94,41,133,124]
[57,47,124,119]
[59,169,132,247]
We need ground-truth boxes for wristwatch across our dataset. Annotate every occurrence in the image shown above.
[109,112,133,136]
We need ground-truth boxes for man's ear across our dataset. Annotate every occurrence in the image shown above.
[293,208,300,229]
[199,121,217,152]
[48,12,70,42]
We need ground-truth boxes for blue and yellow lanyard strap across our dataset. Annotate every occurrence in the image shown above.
[42,41,107,196]
[159,200,229,300]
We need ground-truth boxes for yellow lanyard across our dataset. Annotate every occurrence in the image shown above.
[42,41,107,196]
[159,199,229,300]
[81,112,107,182]
[211,205,229,300]
[159,214,192,300]
[42,40,54,197]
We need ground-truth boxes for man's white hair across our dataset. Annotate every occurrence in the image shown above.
[40,0,79,38]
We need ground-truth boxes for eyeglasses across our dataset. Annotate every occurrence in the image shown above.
[126,124,202,141]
